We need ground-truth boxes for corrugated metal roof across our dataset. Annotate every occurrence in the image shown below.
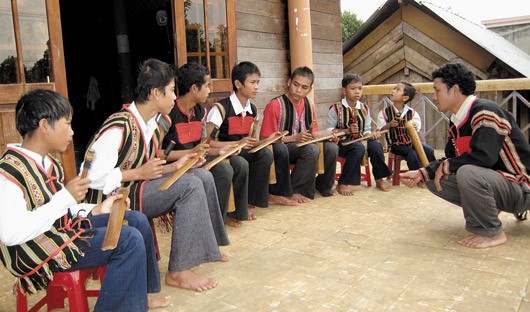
[343,0,530,77]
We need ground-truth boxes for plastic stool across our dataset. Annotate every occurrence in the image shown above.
[335,156,372,186]
[17,266,105,312]
[387,152,407,186]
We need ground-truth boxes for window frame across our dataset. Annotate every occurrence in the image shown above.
[173,0,236,93]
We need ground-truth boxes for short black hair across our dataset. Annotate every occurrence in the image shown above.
[290,66,314,86]
[16,89,72,137]
[400,81,417,104]
[176,62,210,96]
[432,63,476,96]
[342,74,362,88]
[135,58,176,103]
[232,61,260,91]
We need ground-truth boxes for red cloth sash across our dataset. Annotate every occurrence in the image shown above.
[175,121,202,144]
[228,116,255,135]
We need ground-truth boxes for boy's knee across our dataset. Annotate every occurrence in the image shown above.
[305,144,320,157]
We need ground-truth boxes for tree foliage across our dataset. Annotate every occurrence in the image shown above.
[342,10,363,44]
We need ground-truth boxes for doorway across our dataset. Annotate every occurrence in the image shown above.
[59,0,175,162]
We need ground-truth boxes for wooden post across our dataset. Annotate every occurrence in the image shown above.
[287,0,314,100]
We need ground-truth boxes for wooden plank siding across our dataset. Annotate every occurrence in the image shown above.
[234,0,343,127]
[310,0,343,126]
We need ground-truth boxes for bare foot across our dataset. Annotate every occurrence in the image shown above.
[219,252,230,262]
[290,193,310,203]
[148,294,169,309]
[376,179,390,192]
[165,270,218,292]
[247,206,257,221]
[225,217,242,227]
[269,194,298,206]
[337,184,354,196]
[457,232,507,248]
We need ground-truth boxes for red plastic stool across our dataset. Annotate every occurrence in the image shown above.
[335,156,372,186]
[387,152,407,186]
[17,266,106,312]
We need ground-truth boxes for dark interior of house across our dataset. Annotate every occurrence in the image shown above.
[59,0,174,164]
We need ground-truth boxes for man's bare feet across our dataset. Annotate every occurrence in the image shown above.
[269,194,298,206]
[290,193,310,203]
[219,252,230,262]
[457,232,507,248]
[337,184,354,196]
[225,217,242,227]
[247,206,257,220]
[375,179,390,192]
[148,294,169,309]
[165,270,218,292]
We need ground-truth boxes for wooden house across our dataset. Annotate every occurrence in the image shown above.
[343,0,530,148]
[0,0,343,180]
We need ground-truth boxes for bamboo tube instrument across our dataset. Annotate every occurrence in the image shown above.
[296,131,346,147]
[80,149,95,179]
[101,187,130,251]
[249,116,278,184]
[308,121,325,175]
[341,129,389,146]
[405,120,429,166]
[222,158,236,213]
[157,129,218,191]
[203,141,248,170]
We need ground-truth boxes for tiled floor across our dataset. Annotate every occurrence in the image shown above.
[2,174,530,311]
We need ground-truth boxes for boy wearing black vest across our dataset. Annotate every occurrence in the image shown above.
[377,81,436,170]
[327,74,392,195]
[0,89,167,311]
[260,67,339,202]
[161,62,246,227]
[206,61,283,221]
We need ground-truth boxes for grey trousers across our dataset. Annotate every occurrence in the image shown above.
[426,164,530,237]
[141,169,229,272]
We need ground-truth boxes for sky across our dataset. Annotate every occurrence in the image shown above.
[340,0,530,24]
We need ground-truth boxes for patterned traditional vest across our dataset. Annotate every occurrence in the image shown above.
[382,106,415,146]
[85,106,160,211]
[215,97,257,141]
[163,103,205,150]
[0,149,89,294]
[331,101,368,139]
[275,95,314,135]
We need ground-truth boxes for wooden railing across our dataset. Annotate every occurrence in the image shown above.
[363,78,530,148]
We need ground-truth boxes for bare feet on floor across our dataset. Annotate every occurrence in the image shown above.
[147,294,169,309]
[457,232,507,248]
[269,194,298,206]
[247,206,257,220]
[225,217,242,227]
[375,179,390,192]
[219,252,230,262]
[165,270,218,292]
[290,193,310,203]
[337,184,354,196]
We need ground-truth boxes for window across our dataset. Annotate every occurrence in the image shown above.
[0,0,51,84]
[174,0,235,92]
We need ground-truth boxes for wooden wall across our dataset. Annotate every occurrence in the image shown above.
[235,0,343,127]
